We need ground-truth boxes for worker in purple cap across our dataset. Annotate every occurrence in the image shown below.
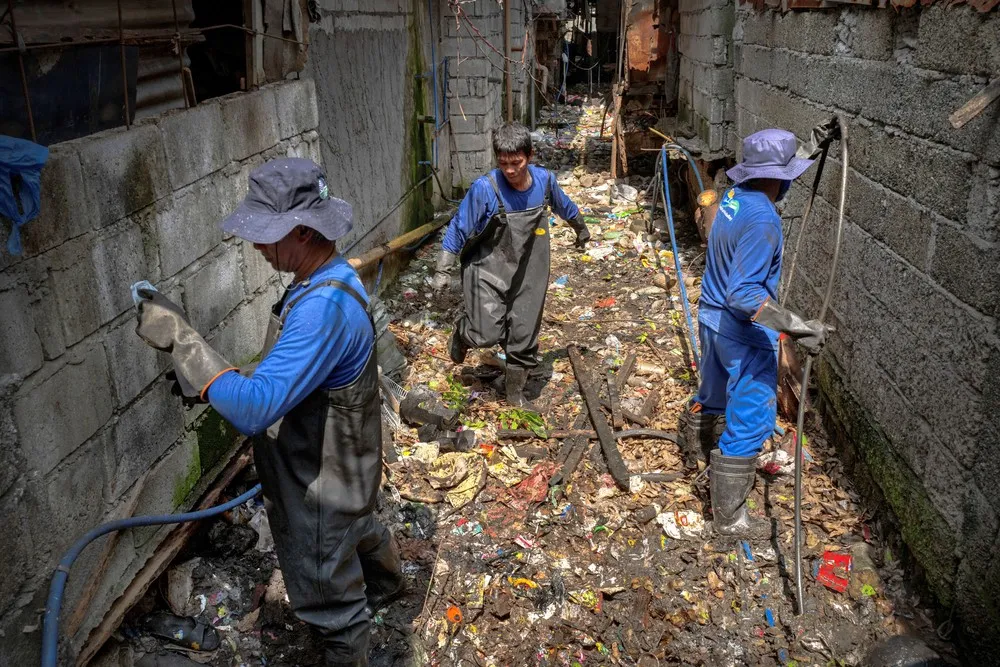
[676,128,835,540]
[134,158,402,667]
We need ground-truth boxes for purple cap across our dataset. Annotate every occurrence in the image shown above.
[726,129,815,184]
[220,158,353,244]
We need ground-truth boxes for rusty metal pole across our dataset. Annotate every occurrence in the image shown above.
[504,0,512,122]
[117,0,131,128]
[171,0,189,107]
[8,0,36,142]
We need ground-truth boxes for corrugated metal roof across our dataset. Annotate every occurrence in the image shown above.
[5,0,194,118]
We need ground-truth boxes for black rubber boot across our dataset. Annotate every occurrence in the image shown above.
[360,526,406,614]
[710,449,771,540]
[504,366,533,409]
[677,407,726,469]
[323,621,371,667]
[448,330,468,364]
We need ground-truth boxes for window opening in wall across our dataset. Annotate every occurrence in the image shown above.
[187,0,247,103]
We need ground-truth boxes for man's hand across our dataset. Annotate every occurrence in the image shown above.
[797,320,835,356]
[135,289,187,351]
[431,249,458,291]
[753,299,834,356]
[797,117,842,160]
[574,226,591,250]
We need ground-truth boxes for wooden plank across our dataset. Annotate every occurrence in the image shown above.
[607,371,623,429]
[568,345,631,490]
[949,79,1000,129]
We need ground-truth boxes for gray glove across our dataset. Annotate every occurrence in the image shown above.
[135,289,235,398]
[797,117,842,160]
[430,249,458,291]
[753,298,833,356]
[566,218,590,249]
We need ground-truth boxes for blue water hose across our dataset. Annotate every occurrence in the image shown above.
[659,147,701,376]
[665,143,705,194]
[41,483,263,667]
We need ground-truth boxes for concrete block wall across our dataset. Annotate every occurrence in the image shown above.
[442,0,531,189]
[306,0,446,263]
[731,4,1000,658]
[678,0,736,152]
[0,79,320,664]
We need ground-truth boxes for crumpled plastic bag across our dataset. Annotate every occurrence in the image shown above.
[428,452,486,508]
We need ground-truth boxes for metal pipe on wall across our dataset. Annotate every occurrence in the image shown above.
[504,0,512,122]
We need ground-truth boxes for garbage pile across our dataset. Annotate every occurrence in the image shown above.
[95,95,957,667]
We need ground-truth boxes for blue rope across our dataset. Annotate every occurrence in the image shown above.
[660,147,701,376]
[666,143,706,193]
[41,484,263,667]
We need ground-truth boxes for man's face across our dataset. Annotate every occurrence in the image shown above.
[497,151,531,187]
[253,233,301,272]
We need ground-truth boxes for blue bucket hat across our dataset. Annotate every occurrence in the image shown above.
[726,129,815,184]
[221,158,352,244]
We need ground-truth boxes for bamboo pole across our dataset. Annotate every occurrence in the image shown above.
[347,216,449,271]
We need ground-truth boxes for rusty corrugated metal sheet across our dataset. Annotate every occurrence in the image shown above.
[625,0,674,84]
[6,0,194,117]
[741,0,997,11]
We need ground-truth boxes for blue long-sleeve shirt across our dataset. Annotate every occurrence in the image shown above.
[207,257,373,436]
[442,165,580,254]
[698,186,782,351]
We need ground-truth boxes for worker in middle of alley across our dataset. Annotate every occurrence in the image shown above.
[133,158,403,667]
[431,122,589,408]
[677,128,835,540]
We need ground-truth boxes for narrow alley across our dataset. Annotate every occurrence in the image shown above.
[1,1,998,667]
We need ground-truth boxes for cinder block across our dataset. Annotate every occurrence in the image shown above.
[849,123,972,221]
[27,283,66,361]
[928,219,999,315]
[239,239,275,295]
[49,224,145,345]
[915,5,1000,76]
[182,245,245,334]
[451,94,493,117]
[272,79,320,139]
[131,433,201,520]
[43,434,108,550]
[19,143,91,255]
[77,124,170,229]
[842,9,893,60]
[774,10,839,55]
[156,180,226,278]
[110,379,185,499]
[965,165,1000,246]
[91,223,148,326]
[158,102,230,190]
[845,169,930,270]
[104,318,169,406]
[0,483,33,609]
[923,446,970,533]
[14,345,114,475]
[448,115,482,135]
[207,297,272,366]
[219,89,281,161]
[447,57,491,79]
[453,133,489,153]
[0,287,43,377]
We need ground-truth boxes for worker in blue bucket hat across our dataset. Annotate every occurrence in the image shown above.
[676,128,835,540]
[134,158,403,667]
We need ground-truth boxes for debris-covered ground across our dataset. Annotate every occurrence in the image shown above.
[103,96,959,667]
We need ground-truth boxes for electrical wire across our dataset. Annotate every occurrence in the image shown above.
[793,115,848,616]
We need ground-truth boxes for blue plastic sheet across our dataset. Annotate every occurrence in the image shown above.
[0,135,49,255]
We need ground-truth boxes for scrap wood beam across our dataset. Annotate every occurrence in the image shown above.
[950,78,1000,129]
[568,345,632,490]
[551,353,638,487]
[499,428,677,442]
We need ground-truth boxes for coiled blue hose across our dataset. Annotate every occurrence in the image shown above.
[41,483,263,667]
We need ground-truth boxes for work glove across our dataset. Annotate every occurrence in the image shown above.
[567,218,590,250]
[165,370,205,407]
[797,116,842,160]
[753,298,833,356]
[136,289,236,399]
[430,249,458,291]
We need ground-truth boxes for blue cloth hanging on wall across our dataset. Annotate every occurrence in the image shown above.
[0,135,49,256]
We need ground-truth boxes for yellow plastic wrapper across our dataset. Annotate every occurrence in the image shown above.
[428,452,486,508]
